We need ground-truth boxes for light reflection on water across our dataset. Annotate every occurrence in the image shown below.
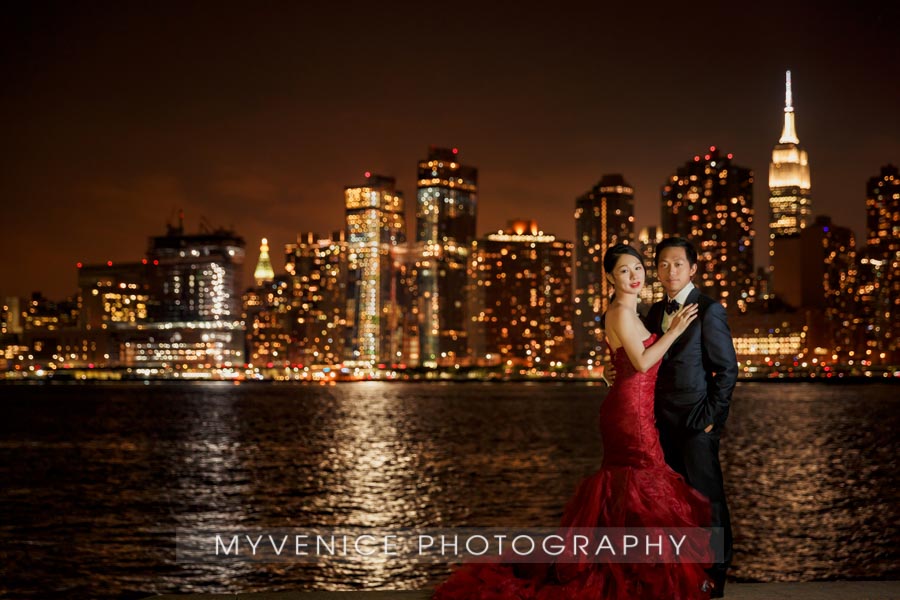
[723,383,899,582]
[0,382,897,598]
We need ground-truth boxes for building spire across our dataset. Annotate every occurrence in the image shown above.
[253,237,275,285]
[779,70,799,144]
[785,70,793,111]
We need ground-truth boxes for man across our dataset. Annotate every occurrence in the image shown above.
[645,236,737,598]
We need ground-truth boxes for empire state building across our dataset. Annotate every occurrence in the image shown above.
[768,70,812,264]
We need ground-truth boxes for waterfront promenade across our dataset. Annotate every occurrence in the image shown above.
[149,581,900,599]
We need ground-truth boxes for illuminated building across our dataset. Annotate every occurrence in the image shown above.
[77,261,153,329]
[243,276,292,368]
[137,219,246,369]
[732,328,805,361]
[415,146,477,367]
[866,164,900,253]
[853,248,895,365]
[0,300,20,370]
[345,173,407,366]
[662,147,755,312]
[22,292,79,332]
[245,237,285,370]
[17,293,84,368]
[121,323,244,372]
[383,243,418,367]
[806,217,856,313]
[731,317,807,377]
[638,226,666,307]
[573,174,635,364]
[468,220,574,367]
[752,267,771,303]
[768,71,812,240]
[55,260,154,368]
[729,308,815,378]
[1,297,22,337]
[734,328,806,362]
[147,220,246,323]
[283,231,348,367]
[770,71,813,300]
[796,216,856,357]
[253,237,276,286]
[0,298,21,370]
[858,165,900,364]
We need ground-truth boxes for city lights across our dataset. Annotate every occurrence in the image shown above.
[1,126,897,379]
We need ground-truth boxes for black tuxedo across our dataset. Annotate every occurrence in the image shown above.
[648,287,738,434]
[647,286,737,595]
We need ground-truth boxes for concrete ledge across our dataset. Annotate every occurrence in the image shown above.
[149,594,428,600]
[148,580,900,599]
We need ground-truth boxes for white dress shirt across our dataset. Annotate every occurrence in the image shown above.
[661,281,695,333]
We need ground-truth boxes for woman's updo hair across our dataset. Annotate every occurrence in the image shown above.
[603,243,644,275]
[600,243,644,329]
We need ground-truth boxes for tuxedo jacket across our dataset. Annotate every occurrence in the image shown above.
[646,286,738,435]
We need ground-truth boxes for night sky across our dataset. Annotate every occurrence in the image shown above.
[2,1,898,299]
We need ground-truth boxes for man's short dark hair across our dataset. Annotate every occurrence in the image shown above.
[655,237,698,266]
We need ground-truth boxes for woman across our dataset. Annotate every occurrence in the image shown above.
[432,243,714,599]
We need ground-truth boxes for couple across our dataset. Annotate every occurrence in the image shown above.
[432,237,737,599]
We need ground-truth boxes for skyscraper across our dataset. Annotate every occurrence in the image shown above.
[857,165,900,363]
[795,216,856,357]
[467,220,574,367]
[573,174,635,364]
[147,222,246,323]
[18,293,85,369]
[415,146,477,367]
[345,173,407,367]
[866,164,900,254]
[853,247,891,364]
[662,147,755,312]
[638,226,665,307]
[284,231,348,367]
[389,244,418,367]
[769,71,812,267]
[253,238,275,286]
[133,219,246,368]
[1,297,22,337]
[242,277,291,369]
[77,261,153,330]
[245,237,286,369]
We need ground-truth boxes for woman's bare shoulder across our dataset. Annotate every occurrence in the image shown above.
[606,303,627,315]
[605,304,633,324]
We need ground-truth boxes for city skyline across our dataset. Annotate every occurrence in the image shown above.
[3,2,899,299]
[4,139,888,304]
[3,154,897,374]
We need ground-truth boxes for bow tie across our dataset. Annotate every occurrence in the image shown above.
[665,299,680,315]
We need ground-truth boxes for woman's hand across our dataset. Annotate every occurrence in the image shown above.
[667,303,699,337]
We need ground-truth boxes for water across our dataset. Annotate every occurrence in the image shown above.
[0,382,897,598]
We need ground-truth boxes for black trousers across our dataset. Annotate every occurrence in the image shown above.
[659,427,733,590]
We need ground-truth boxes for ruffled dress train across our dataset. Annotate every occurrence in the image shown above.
[432,333,713,599]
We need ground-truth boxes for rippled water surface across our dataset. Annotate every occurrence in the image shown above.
[0,382,897,598]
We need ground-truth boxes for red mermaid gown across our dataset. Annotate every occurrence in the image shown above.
[432,333,713,599]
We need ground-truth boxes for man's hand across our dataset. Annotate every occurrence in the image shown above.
[704,424,714,433]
